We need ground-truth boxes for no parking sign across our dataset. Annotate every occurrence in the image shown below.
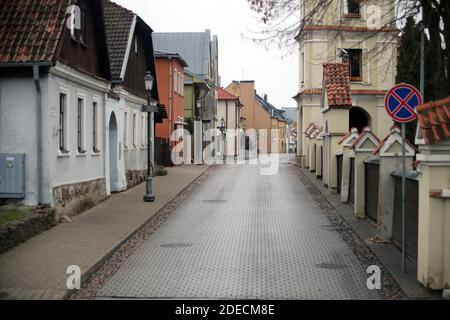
[384,84,423,123]
[384,83,423,274]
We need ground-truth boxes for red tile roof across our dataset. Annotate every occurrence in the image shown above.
[417,96,450,145]
[323,63,352,108]
[218,88,239,101]
[0,0,74,64]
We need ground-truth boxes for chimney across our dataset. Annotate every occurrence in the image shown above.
[264,94,268,102]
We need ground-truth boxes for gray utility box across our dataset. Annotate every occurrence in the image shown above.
[0,153,25,199]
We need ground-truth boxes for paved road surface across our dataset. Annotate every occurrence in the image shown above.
[98,155,379,300]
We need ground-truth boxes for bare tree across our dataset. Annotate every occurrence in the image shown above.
[247,0,450,96]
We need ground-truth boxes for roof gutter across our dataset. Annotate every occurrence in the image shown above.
[0,62,53,68]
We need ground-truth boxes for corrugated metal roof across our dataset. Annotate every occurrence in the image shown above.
[152,31,211,78]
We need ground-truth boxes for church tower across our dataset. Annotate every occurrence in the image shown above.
[295,0,398,169]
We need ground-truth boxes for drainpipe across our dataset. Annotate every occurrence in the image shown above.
[168,59,173,149]
[33,65,43,205]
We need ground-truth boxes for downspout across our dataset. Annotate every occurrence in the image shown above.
[168,58,173,148]
[225,100,229,156]
[33,65,43,205]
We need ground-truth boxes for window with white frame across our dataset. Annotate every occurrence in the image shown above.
[92,101,100,153]
[77,97,86,153]
[178,72,182,96]
[181,74,184,96]
[124,111,129,148]
[301,52,305,84]
[174,68,178,94]
[132,113,137,148]
[344,0,361,17]
[141,115,146,147]
[59,92,69,153]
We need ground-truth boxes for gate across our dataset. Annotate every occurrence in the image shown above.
[348,158,355,205]
[392,172,419,259]
[364,159,380,223]
[336,153,343,194]
[155,137,171,166]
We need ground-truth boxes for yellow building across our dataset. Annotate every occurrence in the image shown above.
[226,81,287,154]
[294,0,398,183]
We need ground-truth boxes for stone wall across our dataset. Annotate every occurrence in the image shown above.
[126,170,147,189]
[52,178,107,218]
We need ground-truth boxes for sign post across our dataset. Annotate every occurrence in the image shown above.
[385,83,422,273]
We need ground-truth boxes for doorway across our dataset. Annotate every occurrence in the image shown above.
[349,107,371,133]
[109,112,119,192]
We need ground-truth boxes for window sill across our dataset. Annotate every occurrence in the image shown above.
[343,14,361,19]
[57,150,70,158]
[76,152,88,158]
[92,151,102,157]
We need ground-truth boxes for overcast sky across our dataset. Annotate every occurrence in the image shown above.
[114,0,298,109]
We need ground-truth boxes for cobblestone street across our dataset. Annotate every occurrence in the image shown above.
[84,155,382,300]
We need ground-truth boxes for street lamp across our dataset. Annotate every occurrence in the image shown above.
[218,117,226,163]
[143,71,157,202]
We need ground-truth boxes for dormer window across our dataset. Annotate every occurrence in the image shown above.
[345,0,361,18]
[69,2,87,45]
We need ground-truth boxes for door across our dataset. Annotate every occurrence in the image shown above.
[336,154,343,194]
[392,177,419,259]
[109,113,118,192]
[348,158,355,206]
[365,161,380,223]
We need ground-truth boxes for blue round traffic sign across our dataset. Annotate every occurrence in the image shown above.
[385,84,423,123]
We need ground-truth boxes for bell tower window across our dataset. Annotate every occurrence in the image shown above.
[345,0,361,18]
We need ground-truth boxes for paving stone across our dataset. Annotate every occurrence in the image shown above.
[97,155,380,300]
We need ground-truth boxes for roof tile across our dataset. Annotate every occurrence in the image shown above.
[417,96,450,145]
[0,0,74,64]
[323,63,352,108]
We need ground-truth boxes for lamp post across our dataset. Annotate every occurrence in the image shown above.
[218,117,226,164]
[144,71,157,202]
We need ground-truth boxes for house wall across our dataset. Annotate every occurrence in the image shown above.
[0,75,40,206]
[155,58,185,142]
[297,0,397,167]
[0,63,110,217]
[104,87,149,194]
[226,81,273,153]
[184,81,195,120]
[217,100,239,156]
[118,91,148,189]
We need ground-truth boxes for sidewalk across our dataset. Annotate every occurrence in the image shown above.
[298,167,441,300]
[0,165,210,300]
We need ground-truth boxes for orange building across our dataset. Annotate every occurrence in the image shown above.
[155,50,189,151]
